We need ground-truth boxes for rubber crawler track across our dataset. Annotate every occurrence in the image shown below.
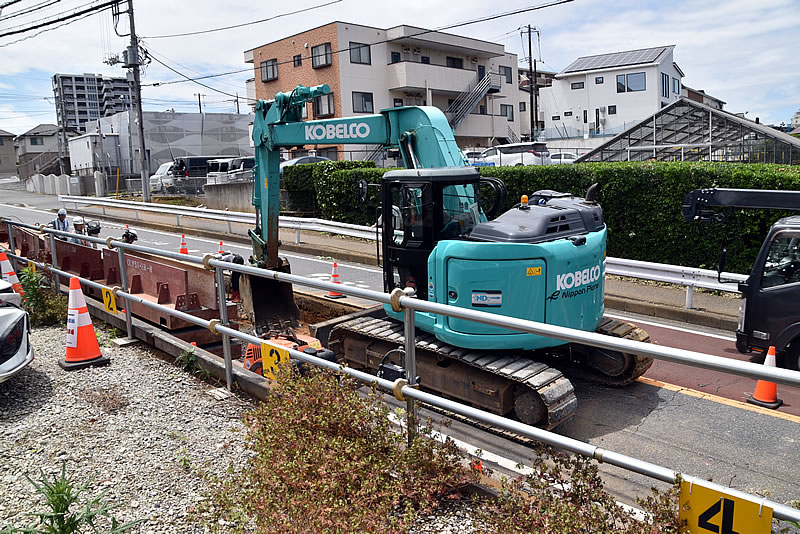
[588,317,653,386]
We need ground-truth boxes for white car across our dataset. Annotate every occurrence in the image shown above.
[461,148,484,165]
[149,162,175,194]
[0,280,34,384]
[551,152,578,165]
[480,142,551,166]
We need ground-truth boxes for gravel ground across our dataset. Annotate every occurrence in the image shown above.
[0,324,482,533]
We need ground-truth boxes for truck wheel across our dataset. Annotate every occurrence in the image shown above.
[167,186,176,194]
[785,342,800,371]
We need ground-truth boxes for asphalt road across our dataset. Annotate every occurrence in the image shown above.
[3,190,800,516]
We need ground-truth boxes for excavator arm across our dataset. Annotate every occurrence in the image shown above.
[683,188,800,222]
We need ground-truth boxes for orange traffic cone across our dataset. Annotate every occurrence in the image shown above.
[0,251,24,296]
[59,277,110,370]
[747,346,783,409]
[325,261,345,299]
[179,234,188,255]
[218,241,224,254]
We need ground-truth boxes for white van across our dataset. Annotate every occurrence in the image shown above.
[480,142,551,166]
[149,162,175,193]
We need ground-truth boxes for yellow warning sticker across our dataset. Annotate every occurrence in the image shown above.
[101,288,117,314]
[526,267,542,276]
[260,342,290,381]
[679,480,772,534]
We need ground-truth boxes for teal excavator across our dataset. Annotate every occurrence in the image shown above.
[242,84,651,428]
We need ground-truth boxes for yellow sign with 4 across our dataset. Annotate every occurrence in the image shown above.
[260,342,290,381]
[101,288,117,314]
[679,480,772,534]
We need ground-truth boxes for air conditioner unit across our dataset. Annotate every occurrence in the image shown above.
[599,106,606,113]
[402,45,410,53]
[471,56,479,63]
[599,117,606,124]
[413,47,421,55]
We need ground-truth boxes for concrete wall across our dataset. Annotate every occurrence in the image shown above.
[24,173,87,195]
[204,182,254,213]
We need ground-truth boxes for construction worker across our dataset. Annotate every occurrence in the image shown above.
[70,217,89,246]
[219,250,244,303]
[51,208,71,233]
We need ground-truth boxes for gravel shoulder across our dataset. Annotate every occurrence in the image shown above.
[0,324,255,531]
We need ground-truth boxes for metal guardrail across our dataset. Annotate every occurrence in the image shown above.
[59,195,377,241]
[61,194,748,309]
[3,217,800,523]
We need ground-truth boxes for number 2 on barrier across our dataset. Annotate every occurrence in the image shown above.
[101,288,117,313]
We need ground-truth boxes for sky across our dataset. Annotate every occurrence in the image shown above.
[1,0,799,136]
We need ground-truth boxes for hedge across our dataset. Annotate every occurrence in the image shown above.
[282,160,375,216]
[478,162,800,273]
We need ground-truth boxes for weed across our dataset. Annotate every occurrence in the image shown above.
[175,348,197,372]
[201,366,475,533]
[176,447,191,471]
[18,266,68,327]
[0,463,143,533]
[80,386,129,414]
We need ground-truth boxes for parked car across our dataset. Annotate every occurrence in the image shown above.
[279,155,331,177]
[480,142,551,166]
[149,162,175,193]
[224,156,256,184]
[0,279,34,384]
[550,152,578,165]
[206,158,234,185]
[461,148,484,165]
[172,156,228,194]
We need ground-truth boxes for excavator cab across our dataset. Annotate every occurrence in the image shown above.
[380,167,506,297]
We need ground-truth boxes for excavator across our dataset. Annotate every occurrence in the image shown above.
[684,188,800,371]
[243,83,651,428]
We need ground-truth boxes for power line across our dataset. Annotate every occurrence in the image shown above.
[0,7,106,46]
[142,0,341,39]
[144,50,242,100]
[0,0,101,32]
[0,0,61,22]
[143,0,573,90]
[0,0,117,39]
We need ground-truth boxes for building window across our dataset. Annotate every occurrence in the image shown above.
[393,98,403,107]
[661,72,669,98]
[552,115,561,121]
[312,42,332,68]
[391,51,401,64]
[519,101,526,112]
[446,56,463,69]
[595,76,604,84]
[499,66,513,84]
[293,54,302,67]
[30,137,44,145]
[500,104,513,121]
[608,105,617,115]
[583,109,588,123]
[672,77,680,94]
[352,92,374,113]
[617,72,646,93]
[421,56,430,64]
[260,59,278,82]
[571,81,585,90]
[350,42,371,65]
[313,93,334,118]
[0,138,3,145]
[563,111,573,117]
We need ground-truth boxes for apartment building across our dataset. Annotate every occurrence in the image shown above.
[244,21,521,159]
[52,73,133,133]
[14,124,78,177]
[0,129,15,176]
[539,46,684,141]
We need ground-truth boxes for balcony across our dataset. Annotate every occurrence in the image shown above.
[387,60,480,93]
[451,112,512,138]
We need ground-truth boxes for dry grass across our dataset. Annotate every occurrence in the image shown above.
[80,386,129,413]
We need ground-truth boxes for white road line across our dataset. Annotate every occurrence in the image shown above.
[605,312,736,341]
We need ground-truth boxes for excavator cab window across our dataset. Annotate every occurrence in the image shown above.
[389,184,427,248]
[761,232,800,289]
[440,183,480,239]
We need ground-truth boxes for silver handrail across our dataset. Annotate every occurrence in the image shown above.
[3,219,799,523]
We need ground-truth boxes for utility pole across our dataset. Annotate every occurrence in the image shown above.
[235,92,240,114]
[527,25,535,141]
[194,93,205,114]
[126,0,150,201]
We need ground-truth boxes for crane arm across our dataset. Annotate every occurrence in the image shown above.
[683,188,800,222]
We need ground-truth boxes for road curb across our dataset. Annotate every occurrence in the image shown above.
[73,208,737,334]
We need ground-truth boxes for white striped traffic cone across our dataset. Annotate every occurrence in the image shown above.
[0,251,24,296]
[59,277,110,370]
[218,241,224,254]
[325,261,345,299]
[179,234,188,255]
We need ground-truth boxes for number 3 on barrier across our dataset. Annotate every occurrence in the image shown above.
[260,342,289,381]
[101,288,117,313]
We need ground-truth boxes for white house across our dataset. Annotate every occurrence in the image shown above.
[539,46,684,144]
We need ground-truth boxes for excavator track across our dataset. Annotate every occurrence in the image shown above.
[586,317,653,386]
[328,316,578,430]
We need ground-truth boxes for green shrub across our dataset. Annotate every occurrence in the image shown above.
[18,265,68,327]
[282,164,316,214]
[316,167,396,225]
[202,367,475,533]
[312,160,375,221]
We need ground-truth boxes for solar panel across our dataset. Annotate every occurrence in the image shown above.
[562,46,668,73]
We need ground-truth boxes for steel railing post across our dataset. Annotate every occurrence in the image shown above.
[403,287,418,445]
[117,247,134,340]
[215,265,234,390]
[295,228,301,244]
[48,233,60,294]
[7,222,16,272]
[685,286,694,309]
